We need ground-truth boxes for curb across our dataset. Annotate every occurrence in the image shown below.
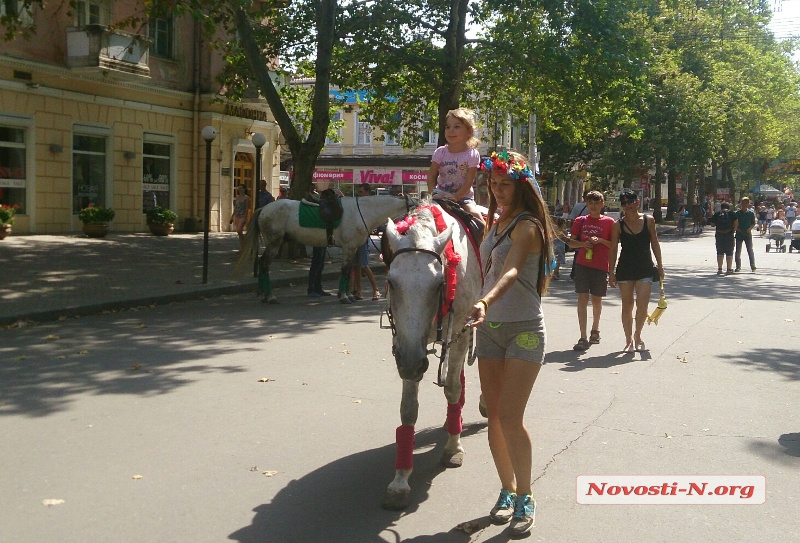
[2,264,387,328]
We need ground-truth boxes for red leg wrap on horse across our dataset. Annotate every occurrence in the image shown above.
[395,424,415,470]
[446,371,466,435]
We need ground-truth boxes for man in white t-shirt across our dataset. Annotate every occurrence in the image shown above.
[785,202,796,226]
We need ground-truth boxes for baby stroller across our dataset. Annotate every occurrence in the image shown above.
[766,220,786,252]
[789,220,800,253]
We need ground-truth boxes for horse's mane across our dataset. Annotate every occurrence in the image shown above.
[405,206,438,248]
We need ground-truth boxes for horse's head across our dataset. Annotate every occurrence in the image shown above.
[383,209,453,382]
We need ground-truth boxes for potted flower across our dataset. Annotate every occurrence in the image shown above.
[78,205,115,238]
[145,206,178,236]
[0,204,18,240]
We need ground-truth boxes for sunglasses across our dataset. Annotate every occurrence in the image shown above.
[621,199,637,205]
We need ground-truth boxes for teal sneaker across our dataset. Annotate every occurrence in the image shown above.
[509,494,535,536]
[489,489,516,524]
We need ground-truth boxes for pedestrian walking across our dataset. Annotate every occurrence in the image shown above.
[351,183,381,300]
[708,201,738,275]
[567,191,615,350]
[230,184,251,249]
[467,150,554,537]
[734,196,757,273]
[608,189,665,353]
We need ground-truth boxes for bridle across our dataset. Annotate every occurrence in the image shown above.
[355,193,417,253]
[379,246,470,387]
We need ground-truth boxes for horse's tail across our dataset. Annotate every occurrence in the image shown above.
[234,207,262,277]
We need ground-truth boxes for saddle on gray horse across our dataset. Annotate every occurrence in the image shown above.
[301,188,344,245]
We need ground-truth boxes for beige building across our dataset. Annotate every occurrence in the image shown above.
[0,1,280,234]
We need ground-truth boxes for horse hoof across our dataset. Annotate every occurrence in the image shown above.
[478,394,488,418]
[381,489,410,510]
[440,450,464,468]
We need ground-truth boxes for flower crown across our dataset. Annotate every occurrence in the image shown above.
[480,150,534,181]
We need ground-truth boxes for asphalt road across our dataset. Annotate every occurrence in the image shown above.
[2,232,799,543]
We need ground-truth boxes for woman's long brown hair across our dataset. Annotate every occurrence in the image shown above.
[484,151,554,296]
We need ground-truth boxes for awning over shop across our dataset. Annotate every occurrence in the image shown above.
[752,184,782,196]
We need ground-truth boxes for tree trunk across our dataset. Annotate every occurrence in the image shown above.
[436,0,468,145]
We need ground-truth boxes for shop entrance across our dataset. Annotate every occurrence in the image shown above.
[233,152,255,204]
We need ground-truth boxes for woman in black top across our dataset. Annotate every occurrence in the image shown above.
[608,190,665,352]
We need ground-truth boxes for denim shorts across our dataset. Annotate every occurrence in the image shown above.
[353,241,370,267]
[476,319,546,364]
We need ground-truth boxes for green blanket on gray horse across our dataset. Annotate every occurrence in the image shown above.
[299,202,343,229]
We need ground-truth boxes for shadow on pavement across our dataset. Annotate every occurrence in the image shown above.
[228,424,487,543]
[0,293,391,417]
[726,347,800,382]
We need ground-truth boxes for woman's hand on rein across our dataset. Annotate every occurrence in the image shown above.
[467,303,485,327]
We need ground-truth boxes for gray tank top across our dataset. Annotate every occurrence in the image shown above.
[479,221,543,322]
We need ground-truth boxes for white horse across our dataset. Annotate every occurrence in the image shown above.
[380,204,483,510]
[238,195,414,304]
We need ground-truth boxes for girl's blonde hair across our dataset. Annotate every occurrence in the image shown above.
[446,108,480,149]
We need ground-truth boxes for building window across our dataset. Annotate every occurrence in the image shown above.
[384,130,398,146]
[0,0,33,25]
[0,126,26,214]
[74,1,107,27]
[326,111,343,145]
[72,134,107,213]
[149,16,174,58]
[142,140,172,212]
[357,120,372,145]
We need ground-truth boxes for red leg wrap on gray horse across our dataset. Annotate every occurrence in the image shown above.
[395,424,415,470]
[445,370,466,435]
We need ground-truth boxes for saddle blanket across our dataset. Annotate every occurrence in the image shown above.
[298,202,343,229]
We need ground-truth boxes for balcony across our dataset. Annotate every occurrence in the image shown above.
[66,25,151,79]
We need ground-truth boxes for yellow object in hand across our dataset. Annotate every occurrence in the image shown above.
[647,281,668,325]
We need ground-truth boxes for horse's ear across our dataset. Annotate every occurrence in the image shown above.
[384,218,402,252]
[432,224,453,255]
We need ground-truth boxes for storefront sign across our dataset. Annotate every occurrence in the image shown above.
[143,183,169,192]
[402,171,428,183]
[0,178,25,188]
[716,188,730,201]
[313,170,354,181]
[356,169,402,185]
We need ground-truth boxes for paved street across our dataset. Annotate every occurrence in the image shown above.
[1,231,799,542]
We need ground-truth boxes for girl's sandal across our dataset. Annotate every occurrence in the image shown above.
[589,329,601,344]
[372,291,381,301]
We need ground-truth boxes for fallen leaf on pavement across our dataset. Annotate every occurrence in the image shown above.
[42,499,65,507]
[262,471,278,477]
[78,350,89,355]
[258,378,275,383]
[341,350,350,354]
[665,433,672,439]
[249,466,259,471]
[786,319,794,322]
[455,520,481,534]
[45,335,60,341]
[131,364,141,371]
[352,399,362,404]
[132,475,143,480]
[558,390,565,394]
[610,371,619,374]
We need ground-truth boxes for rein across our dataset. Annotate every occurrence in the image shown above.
[378,242,465,388]
[355,194,417,254]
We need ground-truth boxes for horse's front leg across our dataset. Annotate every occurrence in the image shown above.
[338,260,356,304]
[381,379,419,510]
[441,344,467,468]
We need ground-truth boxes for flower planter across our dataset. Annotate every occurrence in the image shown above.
[0,223,11,240]
[148,222,174,236]
[83,222,110,238]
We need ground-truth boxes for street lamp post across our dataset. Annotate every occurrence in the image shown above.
[201,125,217,284]
[252,132,266,213]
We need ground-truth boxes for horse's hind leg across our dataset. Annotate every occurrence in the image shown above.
[258,234,282,304]
[382,379,419,510]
